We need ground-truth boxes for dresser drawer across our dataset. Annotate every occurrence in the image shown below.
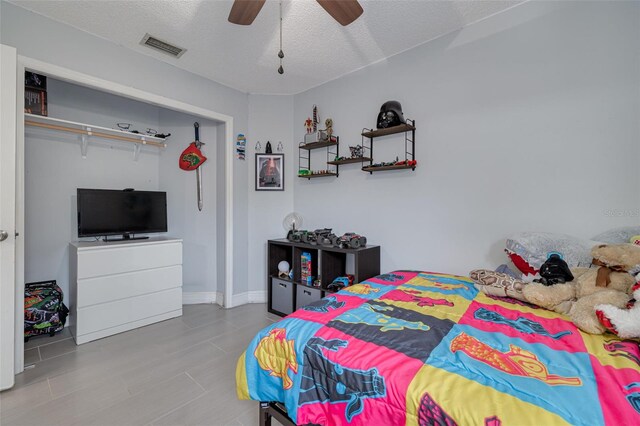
[76,242,182,279]
[77,265,182,307]
[75,287,182,336]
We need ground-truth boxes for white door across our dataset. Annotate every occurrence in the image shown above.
[0,44,17,391]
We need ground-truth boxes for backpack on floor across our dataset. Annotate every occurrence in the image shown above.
[24,280,69,341]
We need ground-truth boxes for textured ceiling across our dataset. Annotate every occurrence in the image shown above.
[9,0,524,94]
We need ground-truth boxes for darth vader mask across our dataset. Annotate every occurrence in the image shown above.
[376,100,406,129]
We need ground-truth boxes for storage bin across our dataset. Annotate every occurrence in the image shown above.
[271,278,294,315]
[296,285,322,310]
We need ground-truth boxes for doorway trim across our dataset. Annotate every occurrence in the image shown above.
[15,56,235,374]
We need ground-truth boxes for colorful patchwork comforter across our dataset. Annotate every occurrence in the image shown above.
[236,271,640,425]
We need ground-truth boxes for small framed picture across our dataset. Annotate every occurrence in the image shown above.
[256,153,284,191]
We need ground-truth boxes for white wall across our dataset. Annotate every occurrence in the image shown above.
[1,0,250,299]
[24,79,162,299]
[7,0,640,303]
[293,1,640,276]
[246,95,295,300]
[158,109,220,296]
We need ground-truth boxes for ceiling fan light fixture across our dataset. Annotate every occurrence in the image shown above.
[277,0,284,75]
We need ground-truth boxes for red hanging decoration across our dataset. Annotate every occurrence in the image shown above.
[179,142,207,171]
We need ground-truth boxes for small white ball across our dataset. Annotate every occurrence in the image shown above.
[278,261,290,273]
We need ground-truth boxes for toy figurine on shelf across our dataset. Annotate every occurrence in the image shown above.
[312,105,319,132]
[278,261,290,279]
[349,145,363,158]
[395,159,417,167]
[299,169,311,177]
[304,117,313,134]
[325,118,333,137]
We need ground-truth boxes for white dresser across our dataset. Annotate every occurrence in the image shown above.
[69,237,183,344]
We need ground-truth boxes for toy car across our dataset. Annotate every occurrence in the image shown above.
[315,228,335,246]
[327,275,355,291]
[287,229,310,242]
[334,232,367,249]
[302,228,333,245]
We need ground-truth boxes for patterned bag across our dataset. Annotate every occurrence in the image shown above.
[24,280,69,341]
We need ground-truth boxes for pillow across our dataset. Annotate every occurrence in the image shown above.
[506,232,598,274]
[592,226,640,244]
[469,269,528,301]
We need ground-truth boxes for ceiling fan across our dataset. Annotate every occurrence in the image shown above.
[228,0,363,26]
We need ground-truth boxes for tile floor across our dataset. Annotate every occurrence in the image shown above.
[0,304,285,426]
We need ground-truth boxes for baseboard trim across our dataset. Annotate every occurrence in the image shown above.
[182,291,222,305]
[230,290,266,307]
[182,290,266,307]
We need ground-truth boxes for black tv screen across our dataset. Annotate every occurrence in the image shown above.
[77,189,167,238]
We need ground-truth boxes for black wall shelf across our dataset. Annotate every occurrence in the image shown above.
[298,136,339,179]
[361,164,415,173]
[327,157,372,165]
[361,119,416,174]
[299,140,338,150]
[298,172,338,179]
[361,123,416,138]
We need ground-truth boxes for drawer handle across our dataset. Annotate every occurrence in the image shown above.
[304,290,311,295]
[279,283,287,288]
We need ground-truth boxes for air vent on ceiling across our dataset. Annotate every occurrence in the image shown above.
[140,33,186,58]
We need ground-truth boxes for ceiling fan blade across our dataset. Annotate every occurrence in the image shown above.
[228,0,266,25]
[316,0,363,26]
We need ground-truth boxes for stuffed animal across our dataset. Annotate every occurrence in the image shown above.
[595,266,640,339]
[522,244,640,335]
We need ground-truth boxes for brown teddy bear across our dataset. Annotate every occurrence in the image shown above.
[522,244,640,334]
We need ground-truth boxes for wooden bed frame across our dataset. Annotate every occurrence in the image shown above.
[259,402,297,426]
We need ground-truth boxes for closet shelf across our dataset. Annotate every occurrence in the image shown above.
[24,114,169,148]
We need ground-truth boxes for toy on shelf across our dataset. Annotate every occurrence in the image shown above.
[327,275,355,292]
[394,159,417,167]
[278,261,290,279]
[300,228,336,246]
[299,169,334,177]
[349,145,363,158]
[300,252,313,285]
[313,105,319,132]
[376,100,406,129]
[335,233,367,249]
[288,229,310,242]
[304,117,313,134]
[369,160,396,168]
[325,118,333,137]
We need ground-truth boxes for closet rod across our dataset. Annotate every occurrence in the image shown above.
[25,120,166,148]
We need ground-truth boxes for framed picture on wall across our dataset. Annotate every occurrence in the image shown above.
[256,153,284,191]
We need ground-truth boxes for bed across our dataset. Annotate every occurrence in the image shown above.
[236,271,640,425]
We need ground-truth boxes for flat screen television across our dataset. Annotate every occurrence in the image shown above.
[77,188,167,241]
